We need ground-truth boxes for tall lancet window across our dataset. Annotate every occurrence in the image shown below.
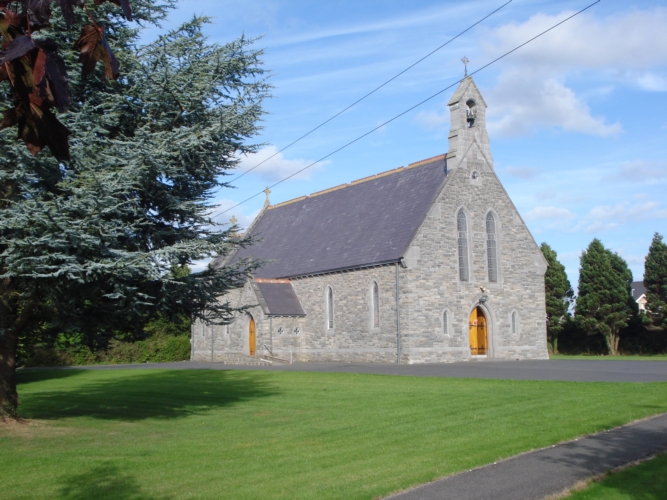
[457,210,469,282]
[372,282,380,328]
[486,212,498,283]
[327,287,334,329]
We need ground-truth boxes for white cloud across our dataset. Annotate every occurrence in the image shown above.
[603,160,667,183]
[587,201,659,222]
[626,72,667,92]
[524,206,575,221]
[479,7,667,137]
[578,200,667,234]
[235,146,326,182]
[481,8,667,72]
[486,70,621,137]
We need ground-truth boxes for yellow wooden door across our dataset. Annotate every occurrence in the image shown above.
[469,308,478,355]
[249,317,256,356]
[477,310,487,355]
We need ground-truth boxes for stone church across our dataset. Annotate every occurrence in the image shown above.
[192,76,549,364]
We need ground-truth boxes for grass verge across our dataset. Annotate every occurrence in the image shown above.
[563,452,667,499]
[2,369,667,499]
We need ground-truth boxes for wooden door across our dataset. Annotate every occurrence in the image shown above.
[469,307,488,355]
[248,317,256,356]
[469,308,478,355]
[476,309,487,355]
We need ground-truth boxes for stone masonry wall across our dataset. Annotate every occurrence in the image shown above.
[192,266,403,363]
[400,146,549,362]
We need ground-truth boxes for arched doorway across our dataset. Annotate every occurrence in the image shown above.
[248,316,256,356]
[469,307,488,355]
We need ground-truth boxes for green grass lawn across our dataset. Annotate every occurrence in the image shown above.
[2,369,667,499]
[551,354,667,361]
[564,452,667,499]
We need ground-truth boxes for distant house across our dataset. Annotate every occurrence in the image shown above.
[193,76,549,364]
[632,281,647,311]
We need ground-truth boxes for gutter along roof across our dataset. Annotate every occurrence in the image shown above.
[221,154,448,279]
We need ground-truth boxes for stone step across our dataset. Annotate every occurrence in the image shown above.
[216,353,273,366]
[261,355,291,365]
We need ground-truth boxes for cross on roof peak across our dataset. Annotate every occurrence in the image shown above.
[461,56,469,77]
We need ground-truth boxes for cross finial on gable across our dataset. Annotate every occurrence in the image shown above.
[229,215,238,237]
[461,56,469,77]
[263,186,271,207]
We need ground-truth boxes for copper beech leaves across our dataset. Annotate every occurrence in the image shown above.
[74,23,119,79]
[0,0,132,160]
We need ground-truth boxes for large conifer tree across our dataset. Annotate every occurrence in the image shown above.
[0,4,269,418]
[644,233,667,329]
[575,239,634,355]
[540,243,574,354]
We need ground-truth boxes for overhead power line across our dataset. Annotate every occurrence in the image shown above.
[216,0,600,218]
[228,0,513,184]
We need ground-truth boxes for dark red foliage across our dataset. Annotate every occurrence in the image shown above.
[74,22,119,79]
[0,0,131,160]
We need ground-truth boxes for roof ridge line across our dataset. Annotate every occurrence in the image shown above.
[267,154,446,210]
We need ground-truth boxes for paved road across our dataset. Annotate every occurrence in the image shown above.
[386,412,667,500]
[61,359,667,382]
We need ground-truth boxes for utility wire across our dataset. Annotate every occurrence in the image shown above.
[228,0,513,184]
[216,0,600,218]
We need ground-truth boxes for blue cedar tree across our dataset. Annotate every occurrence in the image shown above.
[0,5,269,418]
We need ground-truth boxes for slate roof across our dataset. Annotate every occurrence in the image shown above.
[222,154,448,278]
[632,281,647,301]
[251,279,306,317]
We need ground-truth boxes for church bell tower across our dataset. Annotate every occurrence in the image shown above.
[446,74,493,171]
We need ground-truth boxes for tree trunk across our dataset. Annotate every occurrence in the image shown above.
[0,328,19,420]
[606,332,619,356]
[0,297,33,420]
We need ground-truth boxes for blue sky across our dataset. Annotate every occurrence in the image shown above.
[145,0,666,287]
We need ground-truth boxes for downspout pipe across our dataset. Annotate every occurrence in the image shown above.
[396,262,401,364]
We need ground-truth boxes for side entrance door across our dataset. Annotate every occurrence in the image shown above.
[248,316,256,356]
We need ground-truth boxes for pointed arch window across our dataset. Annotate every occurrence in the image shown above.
[486,212,498,283]
[457,210,469,282]
[372,282,380,328]
[443,310,450,336]
[327,287,334,329]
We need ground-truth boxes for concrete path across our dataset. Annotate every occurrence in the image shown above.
[386,412,667,500]
[62,359,667,382]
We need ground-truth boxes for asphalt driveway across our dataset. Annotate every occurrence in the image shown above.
[59,358,667,382]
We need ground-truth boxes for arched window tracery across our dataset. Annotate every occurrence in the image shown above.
[486,212,498,283]
[372,282,380,328]
[327,287,334,329]
[457,210,469,282]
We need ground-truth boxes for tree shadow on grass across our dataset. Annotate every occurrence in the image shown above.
[19,370,279,421]
[58,463,171,500]
[18,368,90,385]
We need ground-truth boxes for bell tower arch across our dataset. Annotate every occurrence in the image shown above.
[446,75,493,171]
